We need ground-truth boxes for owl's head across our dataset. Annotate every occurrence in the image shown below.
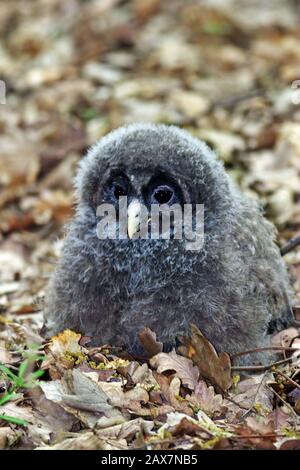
[74,124,236,248]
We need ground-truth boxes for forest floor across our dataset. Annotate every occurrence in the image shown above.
[0,0,300,450]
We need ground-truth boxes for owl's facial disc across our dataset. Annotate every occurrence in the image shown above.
[100,169,186,240]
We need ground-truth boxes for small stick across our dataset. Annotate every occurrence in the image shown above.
[224,394,249,411]
[231,357,292,372]
[238,371,268,421]
[267,386,300,424]
[231,346,300,360]
[280,234,300,256]
[233,433,283,440]
[212,89,265,110]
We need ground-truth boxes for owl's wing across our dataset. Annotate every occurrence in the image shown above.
[232,198,294,334]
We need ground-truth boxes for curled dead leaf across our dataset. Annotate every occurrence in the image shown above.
[48,329,82,355]
[138,327,163,357]
[150,349,199,390]
[181,324,232,391]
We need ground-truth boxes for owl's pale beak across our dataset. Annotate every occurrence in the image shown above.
[127,199,141,239]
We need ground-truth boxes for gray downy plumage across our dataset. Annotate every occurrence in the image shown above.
[43,123,293,364]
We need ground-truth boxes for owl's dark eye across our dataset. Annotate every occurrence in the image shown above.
[152,185,174,204]
[103,171,129,202]
[113,184,127,198]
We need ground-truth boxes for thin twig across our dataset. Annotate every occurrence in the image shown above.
[231,357,292,372]
[267,386,300,425]
[274,395,279,430]
[224,394,249,411]
[281,234,300,256]
[212,89,265,110]
[238,371,268,422]
[231,346,300,360]
[233,433,284,440]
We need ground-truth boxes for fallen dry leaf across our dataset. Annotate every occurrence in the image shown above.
[130,363,159,389]
[95,417,154,441]
[48,329,83,356]
[245,416,275,437]
[280,439,300,450]
[267,407,292,431]
[235,430,276,449]
[186,380,225,416]
[271,327,299,349]
[0,402,34,424]
[170,416,206,437]
[138,327,163,357]
[226,374,274,415]
[43,329,85,372]
[99,380,149,410]
[36,432,128,450]
[0,428,18,449]
[29,387,77,436]
[181,324,232,391]
[150,348,199,390]
[153,372,192,416]
[40,369,125,428]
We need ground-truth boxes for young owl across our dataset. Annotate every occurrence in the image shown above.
[43,123,293,363]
